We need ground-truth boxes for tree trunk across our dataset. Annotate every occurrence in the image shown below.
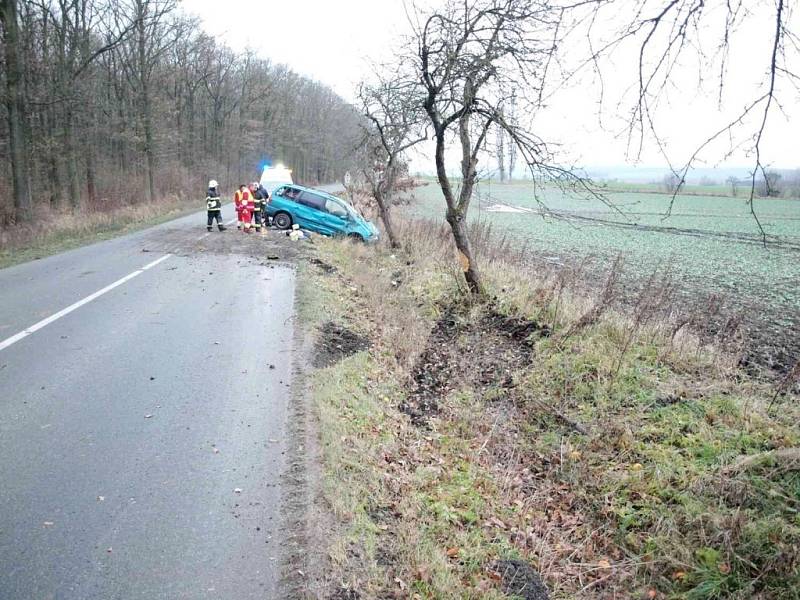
[374,188,399,248]
[86,150,97,206]
[496,128,506,182]
[136,3,156,202]
[1,0,32,220]
[44,106,62,209]
[446,208,482,294]
[64,106,82,209]
[143,86,156,202]
[431,126,483,295]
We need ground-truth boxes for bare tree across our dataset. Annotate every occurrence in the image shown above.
[1,0,32,220]
[662,173,681,194]
[126,0,177,202]
[410,0,584,293]
[726,176,739,197]
[357,75,426,248]
[495,125,506,182]
[560,0,797,236]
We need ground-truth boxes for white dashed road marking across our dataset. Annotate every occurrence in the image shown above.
[0,254,172,353]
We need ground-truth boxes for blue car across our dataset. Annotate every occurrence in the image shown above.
[266,184,379,242]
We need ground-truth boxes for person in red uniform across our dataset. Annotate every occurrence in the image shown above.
[234,184,246,230]
[240,185,253,233]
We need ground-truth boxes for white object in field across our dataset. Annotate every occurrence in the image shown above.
[485,203,534,214]
[260,164,293,193]
[344,171,351,187]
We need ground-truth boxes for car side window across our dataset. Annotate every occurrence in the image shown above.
[325,199,348,218]
[284,187,302,201]
[298,191,326,211]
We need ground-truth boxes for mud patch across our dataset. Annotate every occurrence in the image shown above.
[313,322,370,368]
[489,559,549,600]
[400,303,548,426]
[309,257,338,274]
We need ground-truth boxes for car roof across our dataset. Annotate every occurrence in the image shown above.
[283,184,342,203]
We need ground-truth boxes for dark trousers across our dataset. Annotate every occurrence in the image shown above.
[253,210,262,229]
[207,210,223,228]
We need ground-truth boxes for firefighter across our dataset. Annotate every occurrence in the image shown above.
[249,182,263,233]
[206,180,226,232]
[234,184,246,230]
[255,183,271,230]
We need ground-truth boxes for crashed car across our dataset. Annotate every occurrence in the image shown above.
[266,184,379,242]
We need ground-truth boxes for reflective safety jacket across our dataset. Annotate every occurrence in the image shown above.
[241,190,254,211]
[234,189,245,212]
[253,187,269,212]
[206,188,222,211]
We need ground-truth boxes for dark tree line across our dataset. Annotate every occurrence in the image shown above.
[0,0,362,224]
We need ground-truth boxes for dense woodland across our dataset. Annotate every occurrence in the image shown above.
[0,0,363,224]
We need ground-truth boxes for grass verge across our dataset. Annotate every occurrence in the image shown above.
[0,198,200,269]
[298,217,799,600]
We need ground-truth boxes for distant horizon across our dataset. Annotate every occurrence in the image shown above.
[412,164,799,183]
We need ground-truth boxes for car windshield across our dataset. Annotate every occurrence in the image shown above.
[337,198,361,219]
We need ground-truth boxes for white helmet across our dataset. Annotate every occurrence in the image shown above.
[208,179,219,188]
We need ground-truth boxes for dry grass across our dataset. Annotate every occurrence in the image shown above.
[299,215,800,600]
[0,194,197,269]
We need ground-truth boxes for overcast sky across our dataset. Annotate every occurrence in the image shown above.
[183,0,799,172]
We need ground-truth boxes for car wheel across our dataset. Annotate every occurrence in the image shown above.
[274,212,293,230]
[347,233,364,243]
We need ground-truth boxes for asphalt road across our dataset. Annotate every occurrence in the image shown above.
[0,206,299,599]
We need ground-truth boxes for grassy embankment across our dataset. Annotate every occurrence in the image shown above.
[297,216,799,600]
[0,198,201,269]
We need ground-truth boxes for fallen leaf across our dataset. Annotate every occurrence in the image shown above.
[487,570,502,582]
[719,562,731,574]
[647,590,657,599]
[597,559,612,570]
[485,516,507,529]
[394,577,406,590]
[446,546,460,558]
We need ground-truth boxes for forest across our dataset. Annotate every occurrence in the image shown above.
[0,0,363,224]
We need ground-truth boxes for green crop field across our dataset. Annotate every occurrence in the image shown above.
[404,179,800,371]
